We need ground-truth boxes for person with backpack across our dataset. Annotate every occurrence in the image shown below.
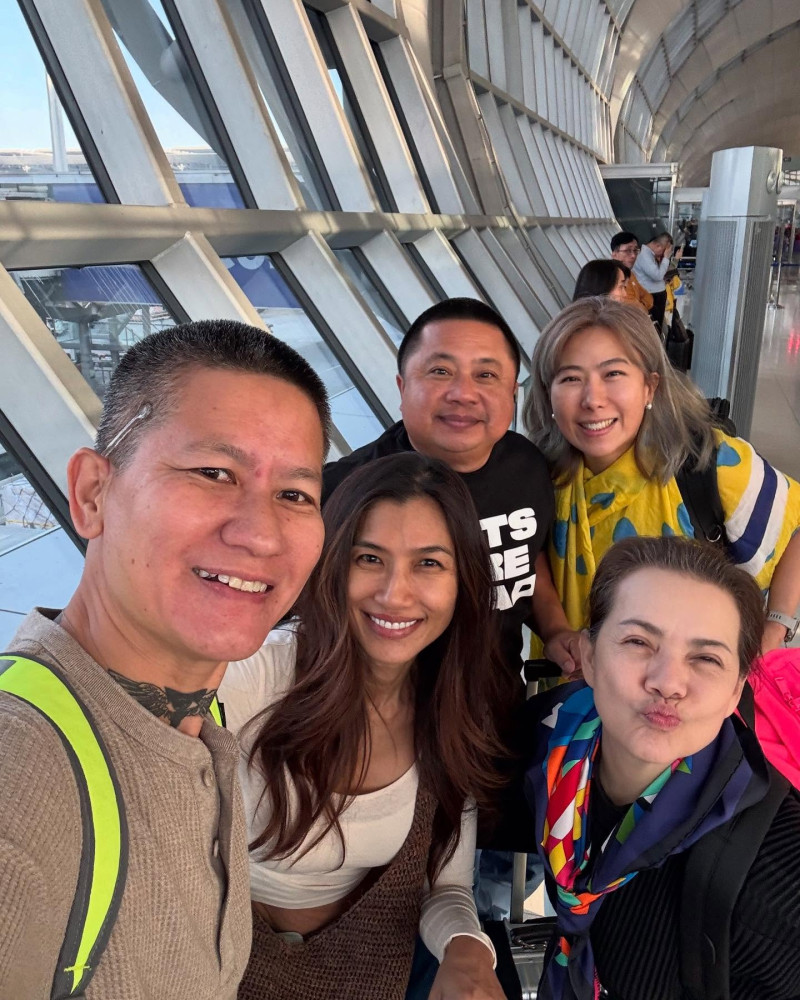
[520,535,800,1000]
[572,259,630,303]
[522,297,800,664]
[0,321,331,1000]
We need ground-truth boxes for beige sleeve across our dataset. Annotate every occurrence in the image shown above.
[0,703,82,1000]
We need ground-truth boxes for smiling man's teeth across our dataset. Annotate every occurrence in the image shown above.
[369,615,418,631]
[195,569,269,593]
[582,419,615,430]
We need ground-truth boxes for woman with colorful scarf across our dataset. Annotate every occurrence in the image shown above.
[523,297,800,668]
[522,536,800,1000]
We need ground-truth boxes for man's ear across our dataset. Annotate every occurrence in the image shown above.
[579,630,595,687]
[396,372,405,414]
[67,447,113,540]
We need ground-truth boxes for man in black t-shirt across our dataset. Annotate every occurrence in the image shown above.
[324,298,581,927]
[323,297,578,684]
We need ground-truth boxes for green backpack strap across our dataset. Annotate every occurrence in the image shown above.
[209,696,224,727]
[0,655,128,1000]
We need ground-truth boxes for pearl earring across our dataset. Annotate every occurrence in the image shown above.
[551,412,555,419]
[645,402,653,411]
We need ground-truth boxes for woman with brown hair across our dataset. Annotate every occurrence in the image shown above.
[572,259,630,303]
[220,452,507,1000]
[518,536,800,1000]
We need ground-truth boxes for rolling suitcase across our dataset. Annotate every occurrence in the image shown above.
[484,659,561,1000]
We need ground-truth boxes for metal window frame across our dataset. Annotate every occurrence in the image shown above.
[326,6,429,214]
[25,0,183,206]
[163,0,304,209]
[253,0,378,212]
[16,0,119,204]
[307,6,397,213]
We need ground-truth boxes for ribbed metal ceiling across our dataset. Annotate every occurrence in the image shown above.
[612,0,800,182]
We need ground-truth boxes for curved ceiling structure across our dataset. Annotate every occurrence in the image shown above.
[613,0,800,183]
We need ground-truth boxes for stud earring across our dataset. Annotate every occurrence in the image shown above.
[551,412,555,419]
[645,402,653,411]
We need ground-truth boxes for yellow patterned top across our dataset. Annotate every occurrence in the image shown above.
[542,431,800,636]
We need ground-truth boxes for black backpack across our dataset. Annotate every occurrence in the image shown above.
[675,431,794,1000]
[679,732,792,1000]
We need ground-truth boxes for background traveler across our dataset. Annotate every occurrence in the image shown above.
[633,232,681,330]
[609,232,653,314]
[573,259,630,303]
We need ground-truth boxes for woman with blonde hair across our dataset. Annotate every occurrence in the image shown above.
[523,297,800,656]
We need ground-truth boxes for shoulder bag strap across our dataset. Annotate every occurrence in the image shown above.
[675,446,729,549]
[679,765,789,1000]
[0,654,128,999]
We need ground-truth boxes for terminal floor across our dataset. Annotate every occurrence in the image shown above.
[751,276,800,482]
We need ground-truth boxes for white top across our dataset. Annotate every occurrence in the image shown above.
[220,626,495,964]
[632,243,672,292]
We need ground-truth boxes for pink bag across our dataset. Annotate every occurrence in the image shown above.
[745,648,800,788]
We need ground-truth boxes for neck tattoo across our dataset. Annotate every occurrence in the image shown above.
[108,670,217,728]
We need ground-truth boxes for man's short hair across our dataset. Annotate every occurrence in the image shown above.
[95,319,331,467]
[650,231,673,246]
[610,231,639,252]
[396,298,521,377]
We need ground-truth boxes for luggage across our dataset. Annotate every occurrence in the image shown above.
[665,310,693,372]
[484,659,561,1000]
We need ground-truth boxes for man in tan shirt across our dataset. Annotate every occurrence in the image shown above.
[0,320,330,999]
[610,231,653,314]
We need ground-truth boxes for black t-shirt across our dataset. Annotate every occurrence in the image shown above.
[322,421,555,676]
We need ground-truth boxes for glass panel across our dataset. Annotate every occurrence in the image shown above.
[0,1,103,204]
[221,0,331,210]
[402,243,447,300]
[370,40,439,213]
[306,8,394,212]
[11,264,178,399]
[333,249,406,346]
[223,255,383,449]
[0,445,84,648]
[98,0,245,208]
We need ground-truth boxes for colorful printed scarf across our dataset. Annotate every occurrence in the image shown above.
[539,431,800,644]
[525,683,769,1000]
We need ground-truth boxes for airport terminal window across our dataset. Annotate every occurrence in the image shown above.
[369,40,439,214]
[223,0,332,210]
[223,255,383,449]
[0,444,83,647]
[306,8,395,212]
[333,249,406,346]
[10,264,178,399]
[0,2,102,204]
[98,0,245,208]
[402,243,447,300]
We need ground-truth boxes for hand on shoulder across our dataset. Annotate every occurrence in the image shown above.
[543,629,584,679]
